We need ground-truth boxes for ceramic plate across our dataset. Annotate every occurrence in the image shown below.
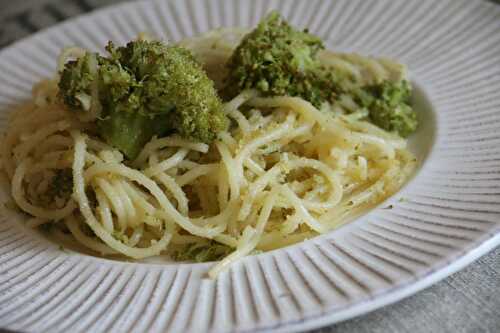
[0,0,499,332]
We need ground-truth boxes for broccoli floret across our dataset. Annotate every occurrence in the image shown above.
[39,223,54,233]
[58,40,227,159]
[97,111,170,160]
[225,12,417,137]
[224,11,342,107]
[58,54,97,111]
[112,42,227,143]
[171,241,233,262]
[363,80,417,137]
[47,168,73,200]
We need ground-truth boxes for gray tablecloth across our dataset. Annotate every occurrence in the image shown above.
[0,1,499,332]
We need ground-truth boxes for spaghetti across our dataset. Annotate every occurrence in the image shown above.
[1,29,416,278]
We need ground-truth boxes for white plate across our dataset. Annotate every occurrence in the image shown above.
[0,0,499,332]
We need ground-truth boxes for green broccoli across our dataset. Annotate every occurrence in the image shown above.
[58,40,227,159]
[223,11,342,107]
[171,240,233,262]
[358,80,417,137]
[47,168,73,200]
[58,53,97,111]
[225,11,417,137]
[39,222,54,233]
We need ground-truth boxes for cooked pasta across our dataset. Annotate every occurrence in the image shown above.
[0,28,416,278]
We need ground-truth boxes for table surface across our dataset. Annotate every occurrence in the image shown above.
[0,0,499,332]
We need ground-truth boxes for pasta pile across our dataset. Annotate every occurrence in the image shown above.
[1,30,416,277]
